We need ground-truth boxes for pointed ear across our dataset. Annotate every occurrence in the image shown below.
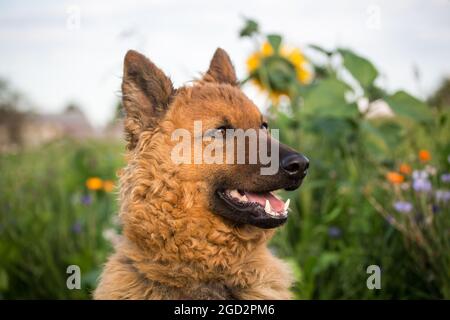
[203,48,238,85]
[122,50,174,149]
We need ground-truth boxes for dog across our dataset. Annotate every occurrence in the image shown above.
[94,48,309,299]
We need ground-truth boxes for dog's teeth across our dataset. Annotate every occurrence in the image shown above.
[240,194,248,202]
[229,189,240,198]
[265,200,271,214]
[284,199,290,211]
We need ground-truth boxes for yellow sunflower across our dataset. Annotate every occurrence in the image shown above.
[246,42,312,104]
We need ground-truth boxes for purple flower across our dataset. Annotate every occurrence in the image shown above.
[412,170,432,192]
[393,201,413,213]
[432,204,440,214]
[71,222,82,234]
[328,226,342,238]
[81,194,92,205]
[386,215,396,225]
[436,190,450,203]
[414,213,424,225]
[413,178,432,192]
[441,173,450,183]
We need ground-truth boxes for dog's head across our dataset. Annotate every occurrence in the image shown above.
[120,48,308,236]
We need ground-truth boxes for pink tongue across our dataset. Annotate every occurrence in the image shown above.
[244,191,285,212]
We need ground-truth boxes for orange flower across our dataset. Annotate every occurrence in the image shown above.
[418,150,431,162]
[103,180,115,192]
[86,177,103,191]
[386,172,404,184]
[399,163,412,175]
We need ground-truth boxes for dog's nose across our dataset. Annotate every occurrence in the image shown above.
[281,153,309,177]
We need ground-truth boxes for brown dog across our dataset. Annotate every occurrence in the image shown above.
[94,48,309,299]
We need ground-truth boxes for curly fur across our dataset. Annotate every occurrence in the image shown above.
[94,49,294,300]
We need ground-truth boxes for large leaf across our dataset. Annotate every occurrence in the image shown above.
[384,90,432,123]
[302,78,359,119]
[338,49,378,88]
[305,117,353,140]
[360,119,404,159]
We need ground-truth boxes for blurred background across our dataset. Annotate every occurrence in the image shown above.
[0,0,449,299]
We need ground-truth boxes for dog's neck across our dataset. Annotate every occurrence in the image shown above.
[102,145,293,299]
[116,152,274,284]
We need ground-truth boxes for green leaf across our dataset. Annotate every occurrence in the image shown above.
[323,207,342,224]
[360,120,389,154]
[384,90,433,122]
[302,78,359,118]
[272,110,298,130]
[0,268,9,291]
[375,120,404,148]
[338,49,378,88]
[306,117,353,142]
[239,19,259,38]
[267,34,282,53]
[314,252,340,273]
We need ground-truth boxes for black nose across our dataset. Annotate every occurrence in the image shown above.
[281,153,309,177]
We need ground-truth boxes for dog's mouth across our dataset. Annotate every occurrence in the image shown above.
[215,189,290,229]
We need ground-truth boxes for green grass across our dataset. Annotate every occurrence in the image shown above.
[0,139,124,299]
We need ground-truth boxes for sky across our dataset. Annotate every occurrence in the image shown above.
[0,0,449,127]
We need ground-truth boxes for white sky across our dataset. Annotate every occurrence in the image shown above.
[0,0,449,127]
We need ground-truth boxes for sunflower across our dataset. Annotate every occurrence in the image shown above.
[246,42,312,104]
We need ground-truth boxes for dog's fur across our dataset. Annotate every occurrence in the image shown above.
[94,49,295,299]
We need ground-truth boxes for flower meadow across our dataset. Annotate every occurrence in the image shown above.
[240,19,449,299]
[0,140,124,299]
[0,20,449,299]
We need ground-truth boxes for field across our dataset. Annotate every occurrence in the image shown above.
[0,20,449,299]
[0,140,124,299]
[1,112,449,299]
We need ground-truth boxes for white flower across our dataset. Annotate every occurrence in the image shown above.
[425,165,437,176]
[400,182,410,190]
[413,170,428,180]
[103,228,120,245]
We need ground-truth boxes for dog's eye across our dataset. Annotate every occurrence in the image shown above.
[261,122,268,130]
[216,126,228,135]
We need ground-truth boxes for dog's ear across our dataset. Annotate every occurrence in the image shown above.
[122,50,174,149]
[203,48,238,86]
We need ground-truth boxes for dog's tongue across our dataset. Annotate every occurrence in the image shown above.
[244,191,285,212]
